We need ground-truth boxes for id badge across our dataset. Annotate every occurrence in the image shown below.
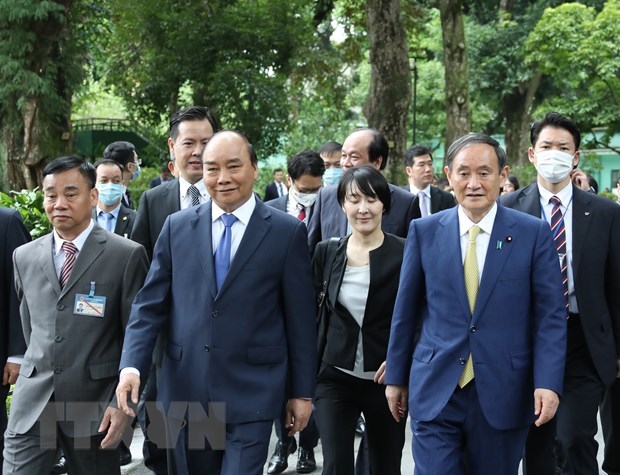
[74,294,106,318]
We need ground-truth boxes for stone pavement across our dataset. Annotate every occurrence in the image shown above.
[121,418,607,474]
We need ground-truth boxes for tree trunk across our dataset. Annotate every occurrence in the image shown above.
[503,72,542,167]
[363,0,411,185]
[1,0,74,191]
[438,0,471,153]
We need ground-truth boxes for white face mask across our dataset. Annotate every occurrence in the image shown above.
[291,186,318,208]
[535,150,575,184]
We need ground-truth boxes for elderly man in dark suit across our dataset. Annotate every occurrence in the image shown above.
[307,128,420,252]
[402,144,456,215]
[386,133,567,475]
[92,159,136,239]
[3,156,148,474]
[117,131,317,475]
[0,207,31,467]
[501,111,620,475]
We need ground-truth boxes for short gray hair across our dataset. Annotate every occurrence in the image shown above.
[445,133,506,171]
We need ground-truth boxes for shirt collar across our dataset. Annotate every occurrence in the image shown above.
[537,181,572,207]
[211,194,256,225]
[96,203,121,219]
[409,184,430,197]
[53,219,95,256]
[458,202,497,238]
[179,176,208,200]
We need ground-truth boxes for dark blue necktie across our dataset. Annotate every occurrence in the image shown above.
[215,214,237,291]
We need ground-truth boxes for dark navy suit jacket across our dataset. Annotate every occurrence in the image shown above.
[386,205,567,430]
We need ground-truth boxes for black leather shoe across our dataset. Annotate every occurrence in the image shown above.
[118,441,132,466]
[355,415,366,436]
[267,438,297,474]
[297,447,316,473]
[50,455,68,474]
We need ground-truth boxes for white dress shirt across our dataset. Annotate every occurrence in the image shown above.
[211,195,256,262]
[52,220,95,278]
[179,177,209,209]
[410,184,431,216]
[537,182,578,313]
[458,204,497,283]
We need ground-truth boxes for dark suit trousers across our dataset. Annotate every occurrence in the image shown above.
[555,316,606,475]
[315,365,405,475]
[412,382,528,475]
[601,379,620,475]
[274,411,319,449]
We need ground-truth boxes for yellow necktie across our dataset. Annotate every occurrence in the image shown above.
[458,225,480,388]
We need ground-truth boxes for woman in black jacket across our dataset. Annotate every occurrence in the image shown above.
[313,166,406,475]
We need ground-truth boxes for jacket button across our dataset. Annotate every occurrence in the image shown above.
[470,326,476,333]
[459,358,465,365]
[54,366,62,374]
[204,345,210,352]
[212,311,218,318]
[57,304,65,311]
[54,336,63,342]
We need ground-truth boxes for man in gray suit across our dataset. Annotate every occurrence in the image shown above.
[307,129,420,252]
[4,156,149,474]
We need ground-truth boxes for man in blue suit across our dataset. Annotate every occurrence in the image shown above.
[385,133,567,474]
[116,130,317,475]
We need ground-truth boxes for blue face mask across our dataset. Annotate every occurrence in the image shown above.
[97,183,124,206]
[131,162,141,181]
[323,167,343,186]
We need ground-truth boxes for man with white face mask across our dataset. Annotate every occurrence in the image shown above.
[93,159,136,238]
[502,111,620,475]
[264,150,324,474]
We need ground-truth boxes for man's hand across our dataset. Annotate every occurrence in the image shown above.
[284,398,312,436]
[533,388,559,427]
[2,362,20,386]
[570,168,590,191]
[99,407,130,449]
[374,361,387,385]
[116,373,141,417]
[385,384,408,423]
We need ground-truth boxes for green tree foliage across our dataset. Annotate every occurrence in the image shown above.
[525,1,620,148]
[0,189,51,238]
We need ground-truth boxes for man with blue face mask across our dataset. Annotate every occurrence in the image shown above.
[319,141,343,187]
[502,111,620,475]
[103,141,141,209]
[93,159,136,238]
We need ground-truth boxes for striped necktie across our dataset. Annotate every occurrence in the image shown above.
[550,196,569,314]
[59,241,78,288]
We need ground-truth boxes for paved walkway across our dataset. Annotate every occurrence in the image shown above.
[121,418,607,474]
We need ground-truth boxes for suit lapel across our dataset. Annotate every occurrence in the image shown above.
[570,187,591,280]
[167,180,181,213]
[436,209,470,319]
[430,186,440,214]
[39,235,62,297]
[61,227,106,298]
[217,201,271,297]
[115,206,131,236]
[193,202,218,300]
[517,184,542,217]
[473,206,517,322]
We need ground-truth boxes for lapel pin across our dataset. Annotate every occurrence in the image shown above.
[122,216,128,221]
[496,240,502,250]
[585,212,590,216]
[506,236,512,242]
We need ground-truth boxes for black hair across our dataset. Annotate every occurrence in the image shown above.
[319,141,342,155]
[337,166,391,214]
[103,141,136,168]
[94,158,124,172]
[273,168,283,175]
[42,156,96,189]
[169,106,220,140]
[445,133,506,171]
[530,111,581,150]
[365,129,389,170]
[287,150,325,180]
[506,173,520,191]
[404,145,433,167]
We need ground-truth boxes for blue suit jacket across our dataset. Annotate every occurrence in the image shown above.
[307,183,420,251]
[385,205,567,430]
[120,199,317,424]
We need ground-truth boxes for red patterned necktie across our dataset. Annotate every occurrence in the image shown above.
[59,241,78,288]
[297,206,306,221]
[549,196,569,314]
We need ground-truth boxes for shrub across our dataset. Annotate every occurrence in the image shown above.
[0,189,52,238]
